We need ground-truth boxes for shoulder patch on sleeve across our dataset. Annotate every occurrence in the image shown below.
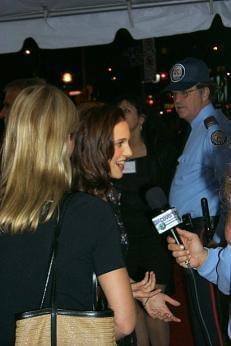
[211,130,227,145]
[204,116,218,129]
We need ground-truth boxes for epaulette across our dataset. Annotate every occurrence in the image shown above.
[204,116,227,145]
[204,116,218,129]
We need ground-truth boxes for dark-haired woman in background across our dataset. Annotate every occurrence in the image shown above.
[115,96,179,346]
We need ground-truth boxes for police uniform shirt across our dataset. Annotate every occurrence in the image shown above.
[169,103,231,220]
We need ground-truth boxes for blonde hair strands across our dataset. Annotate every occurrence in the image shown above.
[0,84,79,233]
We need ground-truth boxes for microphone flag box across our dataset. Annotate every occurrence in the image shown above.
[152,208,182,234]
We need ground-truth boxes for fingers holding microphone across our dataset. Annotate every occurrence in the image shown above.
[167,227,208,269]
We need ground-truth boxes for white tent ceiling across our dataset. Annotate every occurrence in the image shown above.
[0,0,230,54]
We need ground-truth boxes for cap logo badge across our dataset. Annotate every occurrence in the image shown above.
[170,64,185,83]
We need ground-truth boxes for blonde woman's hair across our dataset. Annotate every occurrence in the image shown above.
[0,84,79,233]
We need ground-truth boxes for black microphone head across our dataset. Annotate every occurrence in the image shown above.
[145,186,168,210]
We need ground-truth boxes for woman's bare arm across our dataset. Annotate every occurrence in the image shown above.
[98,268,136,340]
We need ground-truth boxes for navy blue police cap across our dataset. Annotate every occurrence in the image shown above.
[164,57,211,91]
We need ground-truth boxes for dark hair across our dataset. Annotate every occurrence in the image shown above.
[116,94,149,142]
[115,94,147,116]
[72,104,125,198]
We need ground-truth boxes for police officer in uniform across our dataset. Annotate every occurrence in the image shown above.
[164,57,231,345]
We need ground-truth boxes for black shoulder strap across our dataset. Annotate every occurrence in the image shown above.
[50,192,74,346]
[39,192,74,309]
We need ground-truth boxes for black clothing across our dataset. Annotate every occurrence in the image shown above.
[144,113,180,195]
[0,192,124,345]
[115,156,173,288]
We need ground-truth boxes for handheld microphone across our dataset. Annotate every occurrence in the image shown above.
[145,187,183,245]
[201,197,214,244]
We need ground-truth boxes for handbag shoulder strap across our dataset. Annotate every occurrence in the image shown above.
[40,192,74,309]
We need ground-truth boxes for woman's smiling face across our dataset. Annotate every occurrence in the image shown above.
[109,120,132,179]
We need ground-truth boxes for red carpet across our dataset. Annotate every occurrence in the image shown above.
[169,263,194,346]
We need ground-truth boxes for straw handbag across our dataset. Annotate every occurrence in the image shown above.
[15,194,117,345]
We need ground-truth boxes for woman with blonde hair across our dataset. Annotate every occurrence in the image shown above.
[0,84,136,344]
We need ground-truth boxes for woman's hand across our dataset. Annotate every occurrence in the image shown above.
[144,293,181,322]
[131,272,181,322]
[167,227,208,268]
[130,271,161,300]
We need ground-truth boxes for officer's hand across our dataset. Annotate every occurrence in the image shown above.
[167,227,208,268]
